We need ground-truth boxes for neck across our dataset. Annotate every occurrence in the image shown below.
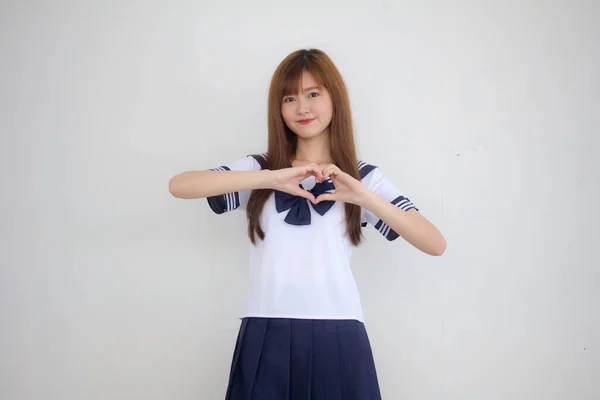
[293,130,333,165]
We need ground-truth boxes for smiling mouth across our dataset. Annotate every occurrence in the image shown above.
[298,119,315,125]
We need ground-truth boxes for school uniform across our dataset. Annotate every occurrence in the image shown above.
[208,154,418,400]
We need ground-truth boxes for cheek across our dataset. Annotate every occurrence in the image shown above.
[317,96,333,116]
[281,106,293,123]
[318,102,333,122]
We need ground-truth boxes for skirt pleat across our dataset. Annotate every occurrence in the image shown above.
[289,319,313,400]
[225,318,382,400]
[252,319,291,398]
[310,320,343,399]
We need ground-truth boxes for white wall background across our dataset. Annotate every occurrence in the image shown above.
[1,0,598,399]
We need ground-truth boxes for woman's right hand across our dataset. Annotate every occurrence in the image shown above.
[269,164,324,203]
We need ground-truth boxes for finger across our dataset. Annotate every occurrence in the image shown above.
[315,193,337,203]
[323,164,339,174]
[310,164,324,181]
[322,165,340,180]
[304,164,324,181]
[294,165,318,181]
[296,165,310,175]
[292,187,317,203]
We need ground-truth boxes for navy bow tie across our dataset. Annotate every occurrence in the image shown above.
[274,179,336,226]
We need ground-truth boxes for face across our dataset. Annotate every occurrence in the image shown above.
[281,70,333,139]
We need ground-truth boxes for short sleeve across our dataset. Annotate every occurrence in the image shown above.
[359,161,419,241]
[206,153,267,214]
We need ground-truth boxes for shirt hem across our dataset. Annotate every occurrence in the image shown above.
[239,313,365,323]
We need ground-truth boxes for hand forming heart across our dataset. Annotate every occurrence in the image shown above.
[270,164,369,206]
[314,164,370,206]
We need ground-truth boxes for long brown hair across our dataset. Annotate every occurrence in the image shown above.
[246,49,363,246]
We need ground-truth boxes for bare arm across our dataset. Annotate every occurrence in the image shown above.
[315,164,446,256]
[360,193,446,256]
[169,170,273,199]
[169,164,324,200]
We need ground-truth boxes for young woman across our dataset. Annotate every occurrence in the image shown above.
[169,48,446,399]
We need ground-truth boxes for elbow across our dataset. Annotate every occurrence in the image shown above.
[429,235,447,256]
[168,176,182,198]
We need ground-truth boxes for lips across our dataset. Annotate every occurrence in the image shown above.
[298,118,315,125]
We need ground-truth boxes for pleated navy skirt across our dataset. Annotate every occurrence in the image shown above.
[225,317,382,400]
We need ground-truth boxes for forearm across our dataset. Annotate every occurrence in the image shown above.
[169,169,273,199]
[360,191,446,256]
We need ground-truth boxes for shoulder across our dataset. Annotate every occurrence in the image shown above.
[248,153,268,169]
[357,160,378,180]
[211,152,267,172]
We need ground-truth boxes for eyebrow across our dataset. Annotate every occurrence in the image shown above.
[301,86,320,92]
[283,86,321,98]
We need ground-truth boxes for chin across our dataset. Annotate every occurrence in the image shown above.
[293,125,327,139]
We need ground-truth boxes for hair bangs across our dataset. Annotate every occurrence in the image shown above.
[280,60,325,98]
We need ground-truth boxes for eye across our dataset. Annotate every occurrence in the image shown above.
[308,92,319,98]
[283,97,295,103]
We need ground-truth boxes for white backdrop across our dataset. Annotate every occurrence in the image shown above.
[1,1,599,399]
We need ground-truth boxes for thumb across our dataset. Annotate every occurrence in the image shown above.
[291,187,317,204]
[315,193,337,203]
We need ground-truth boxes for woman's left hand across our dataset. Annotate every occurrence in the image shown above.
[314,164,372,206]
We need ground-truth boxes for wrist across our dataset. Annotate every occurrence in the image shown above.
[355,188,378,209]
[258,169,276,190]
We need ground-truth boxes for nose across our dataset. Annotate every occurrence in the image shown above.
[296,97,310,115]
